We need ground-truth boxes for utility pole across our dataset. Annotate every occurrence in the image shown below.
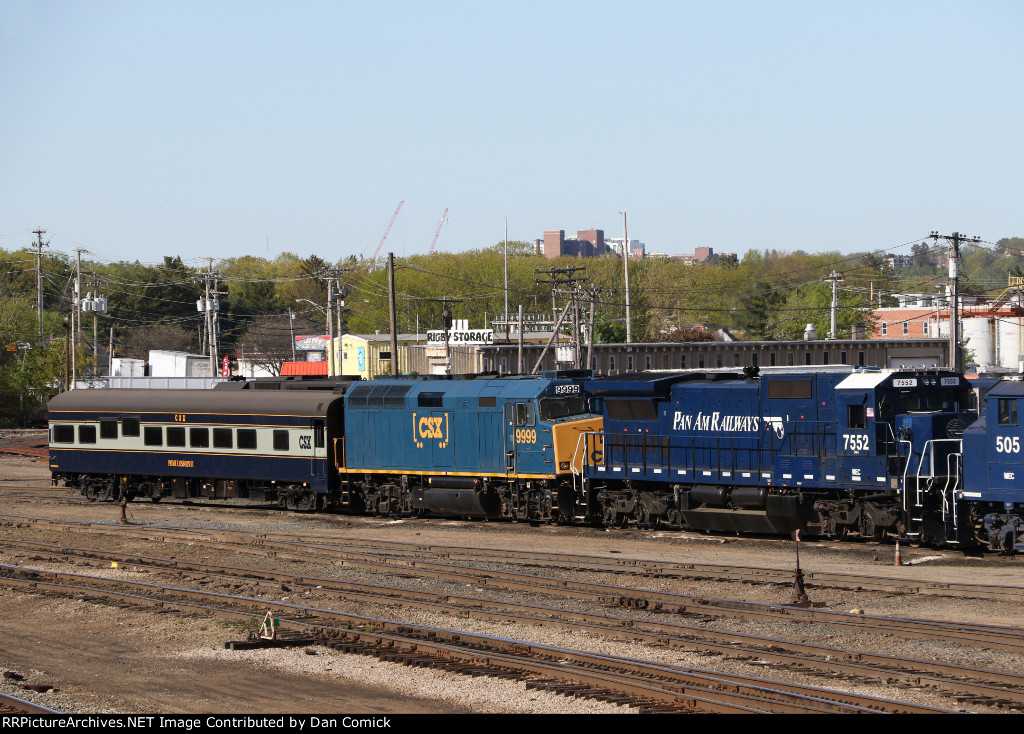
[288,308,296,361]
[32,228,48,340]
[442,299,453,374]
[387,253,398,376]
[536,266,586,368]
[198,258,222,378]
[517,304,524,374]
[620,211,632,344]
[72,248,86,388]
[90,272,98,374]
[319,267,352,377]
[325,273,334,377]
[504,218,509,342]
[931,231,981,372]
[823,270,844,340]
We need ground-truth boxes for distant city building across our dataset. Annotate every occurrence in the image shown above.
[671,246,736,264]
[886,254,913,269]
[540,228,733,263]
[604,237,645,259]
[542,229,608,259]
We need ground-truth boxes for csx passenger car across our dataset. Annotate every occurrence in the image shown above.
[49,389,342,510]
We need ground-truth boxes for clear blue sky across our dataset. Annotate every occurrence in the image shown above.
[1,0,1021,265]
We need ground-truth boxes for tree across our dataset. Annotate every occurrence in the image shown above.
[737,283,790,340]
[236,313,315,376]
[661,326,715,342]
[594,314,626,343]
[119,324,196,360]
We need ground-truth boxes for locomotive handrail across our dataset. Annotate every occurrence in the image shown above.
[906,438,962,533]
[912,439,962,481]
[941,451,964,538]
[570,431,593,493]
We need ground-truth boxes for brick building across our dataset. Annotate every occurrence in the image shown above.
[542,229,608,259]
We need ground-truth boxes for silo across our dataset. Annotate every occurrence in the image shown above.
[961,317,994,370]
[997,315,1024,370]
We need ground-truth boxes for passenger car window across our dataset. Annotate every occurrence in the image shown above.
[273,430,289,451]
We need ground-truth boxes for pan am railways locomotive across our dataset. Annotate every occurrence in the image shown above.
[47,371,602,521]
[577,366,986,545]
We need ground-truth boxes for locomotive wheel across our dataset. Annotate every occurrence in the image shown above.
[635,504,649,528]
[150,496,162,503]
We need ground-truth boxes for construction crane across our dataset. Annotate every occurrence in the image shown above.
[428,208,448,254]
[367,201,404,261]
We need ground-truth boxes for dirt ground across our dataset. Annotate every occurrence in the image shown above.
[2,440,1023,714]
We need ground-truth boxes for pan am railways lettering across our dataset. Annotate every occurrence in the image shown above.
[672,412,760,433]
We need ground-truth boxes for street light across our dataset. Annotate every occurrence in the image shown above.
[295,298,328,317]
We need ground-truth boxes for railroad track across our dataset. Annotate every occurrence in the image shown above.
[3,511,1019,604]
[0,564,959,714]
[4,518,1023,655]
[4,541,1024,710]
[0,690,61,714]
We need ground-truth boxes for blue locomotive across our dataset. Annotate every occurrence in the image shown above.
[962,378,1024,552]
[578,366,979,543]
[339,371,602,521]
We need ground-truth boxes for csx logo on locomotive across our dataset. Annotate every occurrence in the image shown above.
[414,413,449,449]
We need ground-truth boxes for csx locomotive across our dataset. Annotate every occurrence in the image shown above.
[46,365,1024,551]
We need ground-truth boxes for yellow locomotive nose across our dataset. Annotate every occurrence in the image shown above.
[551,416,604,475]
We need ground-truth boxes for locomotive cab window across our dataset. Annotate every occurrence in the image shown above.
[514,402,535,427]
[998,399,1018,426]
[273,430,289,451]
[540,396,587,420]
[848,405,867,430]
